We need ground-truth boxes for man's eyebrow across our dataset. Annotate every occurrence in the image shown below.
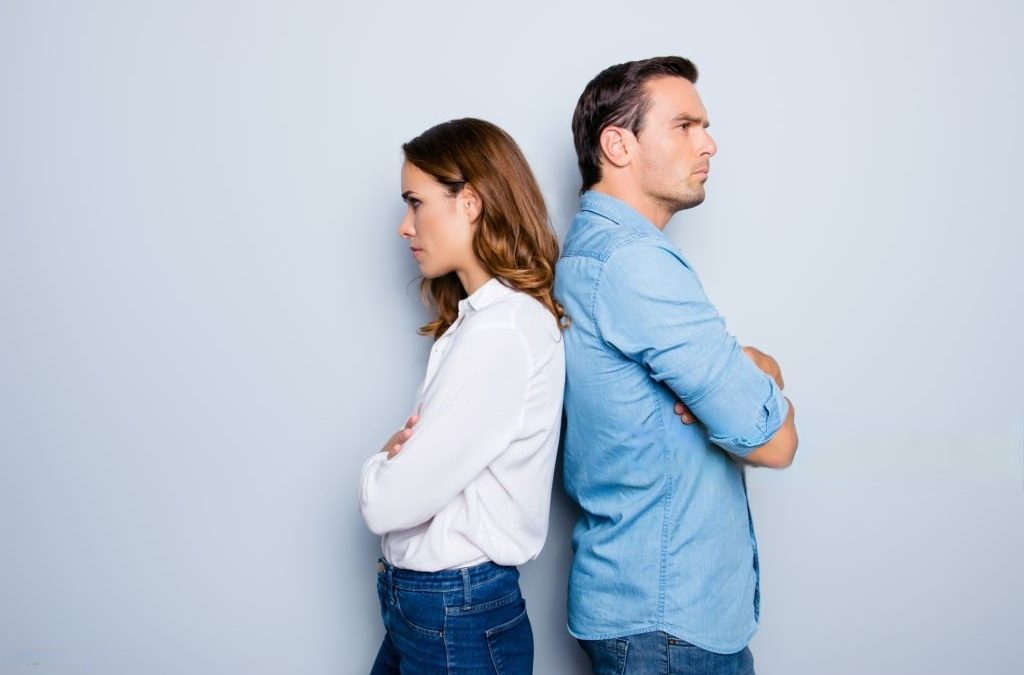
[672,113,710,128]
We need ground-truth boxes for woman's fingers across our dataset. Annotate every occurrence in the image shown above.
[387,423,417,459]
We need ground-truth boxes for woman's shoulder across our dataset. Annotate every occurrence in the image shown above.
[466,285,561,347]
[497,290,563,348]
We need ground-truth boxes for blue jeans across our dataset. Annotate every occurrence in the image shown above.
[370,559,533,674]
[579,631,755,675]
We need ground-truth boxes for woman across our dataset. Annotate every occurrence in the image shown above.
[359,118,566,674]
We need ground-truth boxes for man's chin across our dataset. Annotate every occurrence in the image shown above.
[673,191,706,212]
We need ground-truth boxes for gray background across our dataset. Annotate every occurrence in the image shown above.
[2,0,1022,673]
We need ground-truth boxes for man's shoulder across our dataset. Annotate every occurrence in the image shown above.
[563,221,689,277]
[560,207,637,262]
[561,209,671,264]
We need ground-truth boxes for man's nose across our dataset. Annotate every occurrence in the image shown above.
[702,130,718,158]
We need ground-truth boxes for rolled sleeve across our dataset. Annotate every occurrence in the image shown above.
[699,352,790,456]
[595,241,788,457]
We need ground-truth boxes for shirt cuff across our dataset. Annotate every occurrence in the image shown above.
[705,375,790,457]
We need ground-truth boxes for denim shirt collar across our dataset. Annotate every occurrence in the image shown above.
[579,190,670,242]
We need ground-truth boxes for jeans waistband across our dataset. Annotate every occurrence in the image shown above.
[376,558,518,592]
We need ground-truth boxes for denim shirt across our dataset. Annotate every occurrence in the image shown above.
[554,191,789,654]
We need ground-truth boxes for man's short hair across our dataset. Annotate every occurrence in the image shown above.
[571,56,699,193]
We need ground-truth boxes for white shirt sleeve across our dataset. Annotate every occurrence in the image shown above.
[359,323,532,535]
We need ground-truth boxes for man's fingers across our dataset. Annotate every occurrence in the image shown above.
[674,401,697,425]
[743,345,785,389]
[404,414,420,429]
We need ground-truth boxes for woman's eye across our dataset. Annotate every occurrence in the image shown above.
[409,199,421,210]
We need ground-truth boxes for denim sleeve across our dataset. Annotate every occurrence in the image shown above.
[594,242,789,457]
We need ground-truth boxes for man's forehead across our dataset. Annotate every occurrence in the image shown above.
[644,76,708,121]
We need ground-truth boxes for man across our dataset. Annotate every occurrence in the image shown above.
[555,56,799,674]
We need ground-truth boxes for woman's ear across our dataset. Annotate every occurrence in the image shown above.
[460,184,483,224]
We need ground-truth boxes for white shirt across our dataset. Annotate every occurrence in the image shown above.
[359,278,565,572]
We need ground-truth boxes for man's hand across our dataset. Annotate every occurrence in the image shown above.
[381,414,419,460]
[737,345,798,469]
[742,346,784,390]
[674,401,697,425]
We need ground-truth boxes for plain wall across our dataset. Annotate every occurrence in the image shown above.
[2,1,1022,673]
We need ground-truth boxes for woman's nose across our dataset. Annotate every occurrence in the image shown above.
[398,212,415,238]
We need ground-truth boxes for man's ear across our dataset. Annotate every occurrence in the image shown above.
[460,183,483,224]
[599,126,634,169]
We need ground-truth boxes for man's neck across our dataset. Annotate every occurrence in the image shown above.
[589,182,673,230]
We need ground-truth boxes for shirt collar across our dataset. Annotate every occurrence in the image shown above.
[457,277,514,315]
[579,190,668,241]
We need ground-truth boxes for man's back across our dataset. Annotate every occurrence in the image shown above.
[556,191,788,653]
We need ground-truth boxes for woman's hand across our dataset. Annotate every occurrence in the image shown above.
[381,414,419,460]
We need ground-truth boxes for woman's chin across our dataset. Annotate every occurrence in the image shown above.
[419,266,454,280]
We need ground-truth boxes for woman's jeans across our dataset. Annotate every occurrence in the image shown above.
[370,559,533,674]
[579,631,755,675]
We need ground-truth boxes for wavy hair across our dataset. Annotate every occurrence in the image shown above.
[402,118,567,339]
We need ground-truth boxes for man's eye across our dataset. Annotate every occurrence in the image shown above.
[679,123,691,131]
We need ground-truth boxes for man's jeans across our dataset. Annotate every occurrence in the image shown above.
[371,559,533,674]
[579,631,755,675]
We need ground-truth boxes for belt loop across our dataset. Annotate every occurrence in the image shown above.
[461,567,471,609]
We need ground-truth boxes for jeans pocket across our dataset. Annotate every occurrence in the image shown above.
[667,639,755,675]
[394,588,445,638]
[485,606,533,675]
[375,580,388,627]
[579,637,628,675]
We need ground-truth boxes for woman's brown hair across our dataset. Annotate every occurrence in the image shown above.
[402,118,567,339]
